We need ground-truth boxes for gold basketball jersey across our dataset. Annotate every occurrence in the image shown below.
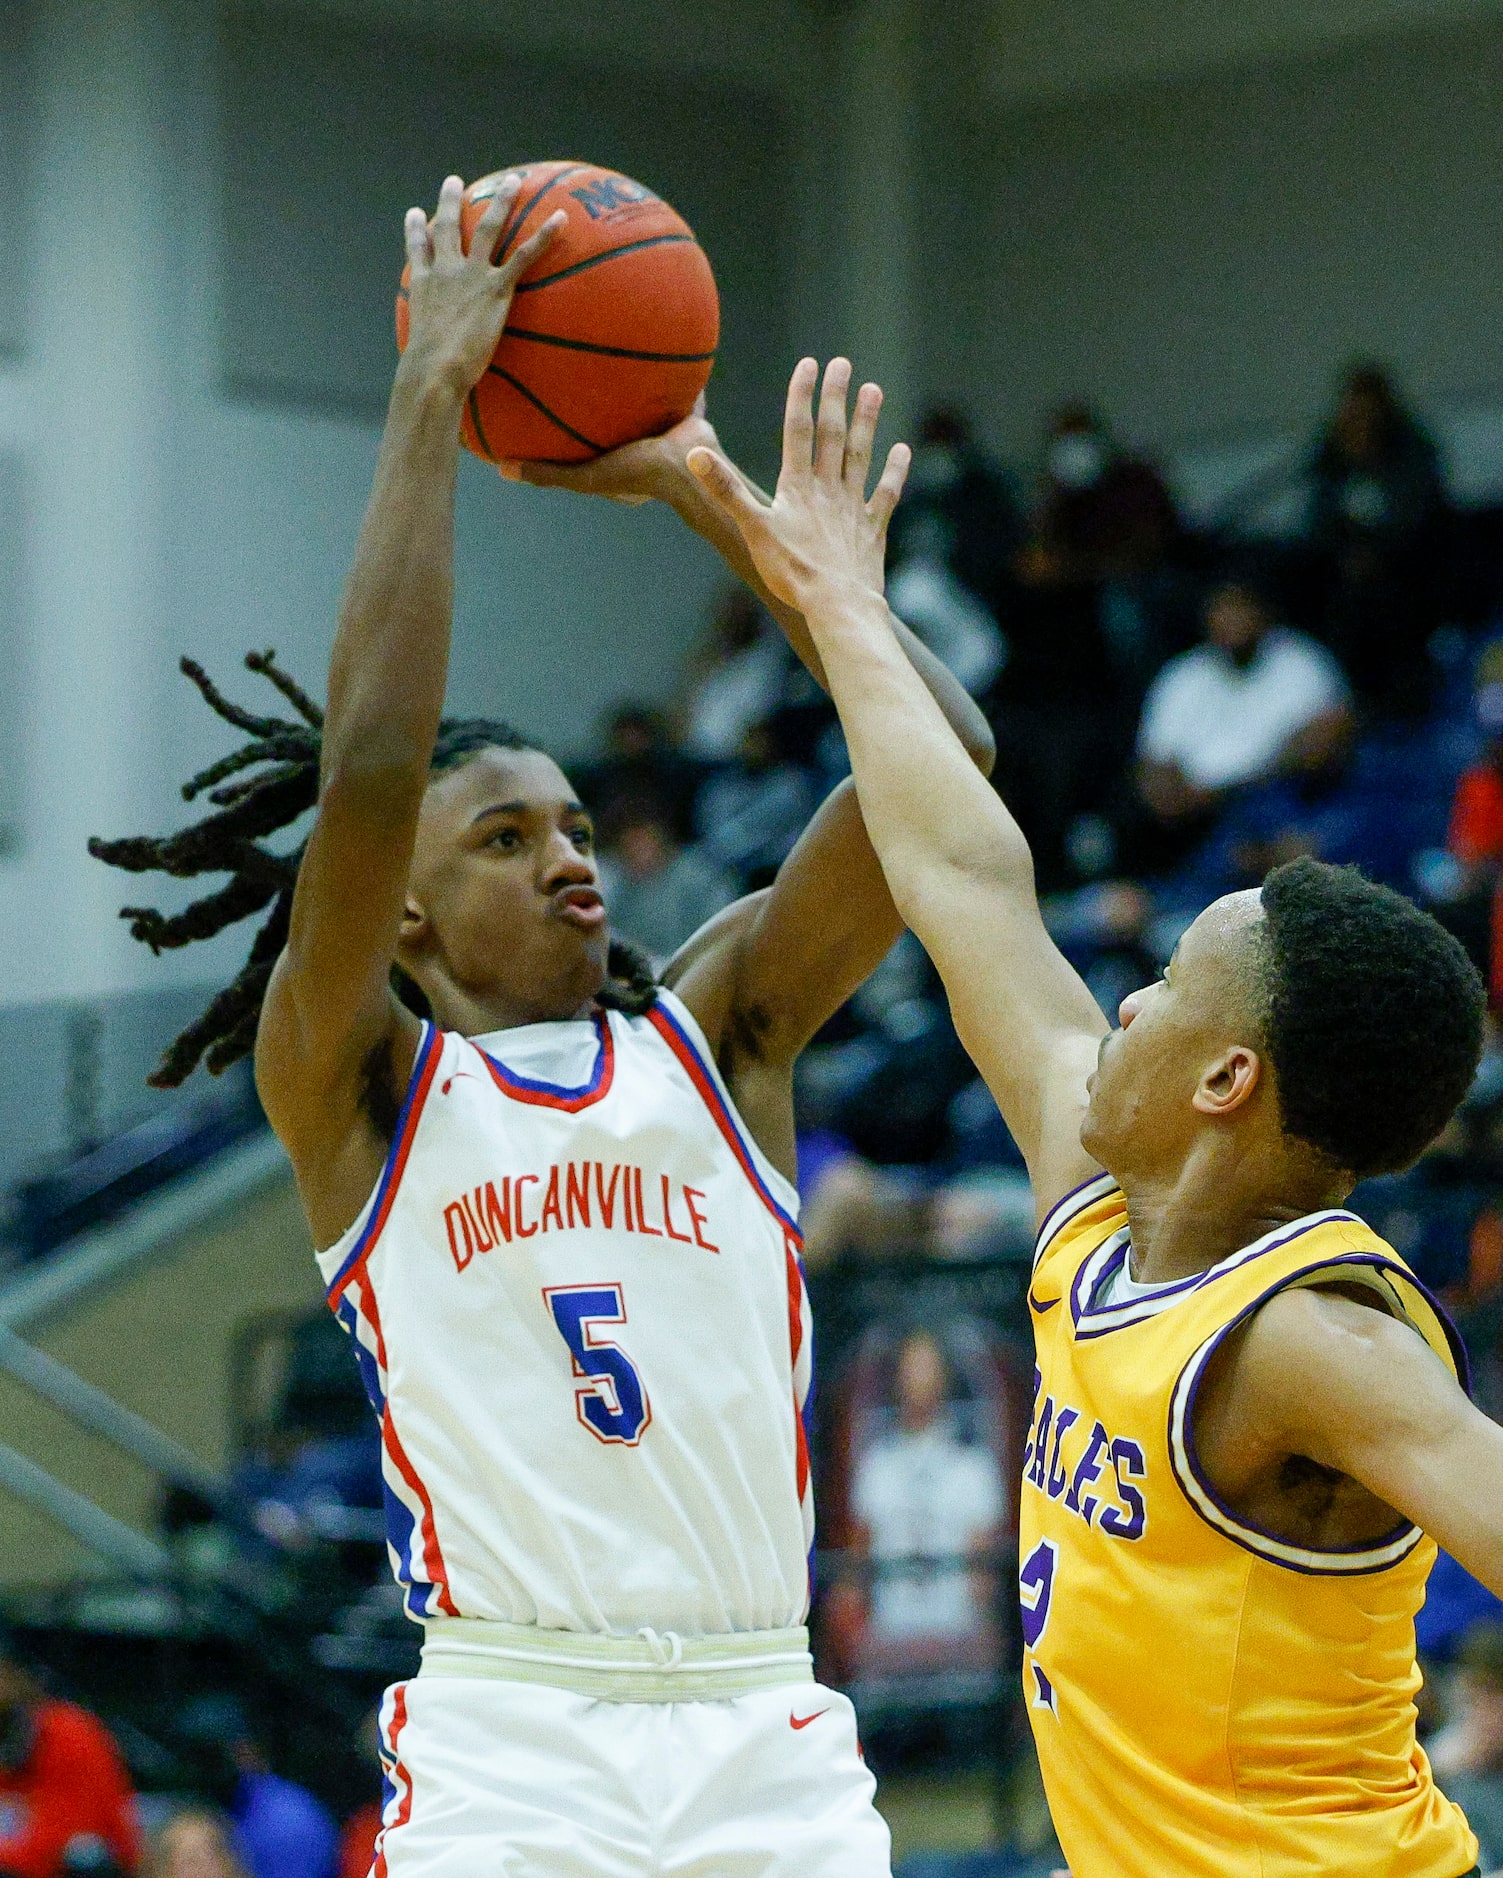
[1022,1173,1477,1878]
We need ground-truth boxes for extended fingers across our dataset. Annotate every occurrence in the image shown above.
[497,209,565,291]
[781,358,819,487]
[844,381,883,490]
[470,172,522,264]
[403,205,431,276]
[813,358,853,480]
[866,441,912,531]
[431,174,465,260]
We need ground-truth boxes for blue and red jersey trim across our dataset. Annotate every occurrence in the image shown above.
[646,1000,801,1241]
[480,1010,615,1111]
[327,1020,442,1298]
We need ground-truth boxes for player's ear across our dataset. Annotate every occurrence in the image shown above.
[1193,1044,1262,1118]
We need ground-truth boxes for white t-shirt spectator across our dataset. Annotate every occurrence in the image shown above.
[852,1418,1003,1640]
[1137,628,1349,793]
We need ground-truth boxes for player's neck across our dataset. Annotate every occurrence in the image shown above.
[1119,1135,1350,1287]
[427,983,601,1037]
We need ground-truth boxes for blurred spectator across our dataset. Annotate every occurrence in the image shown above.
[887,405,1023,614]
[1444,641,1503,1009]
[850,1330,1004,1648]
[680,590,791,763]
[887,512,1006,696]
[695,714,820,890]
[1307,363,1449,718]
[1428,1620,1503,1867]
[795,935,974,1176]
[989,402,1184,888]
[229,1425,381,1556]
[334,1710,382,1878]
[174,1700,336,1878]
[144,1812,248,1878]
[597,796,737,969]
[1029,403,1183,587]
[571,703,703,844]
[1128,572,1353,874]
[0,1638,139,1878]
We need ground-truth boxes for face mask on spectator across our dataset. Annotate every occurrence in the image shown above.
[1048,433,1106,489]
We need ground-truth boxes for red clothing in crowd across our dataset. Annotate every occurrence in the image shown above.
[1448,762,1503,865]
[1448,761,1503,1009]
[337,1801,381,1878]
[0,1699,139,1876]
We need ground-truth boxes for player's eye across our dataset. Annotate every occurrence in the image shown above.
[489,827,522,851]
[571,826,594,852]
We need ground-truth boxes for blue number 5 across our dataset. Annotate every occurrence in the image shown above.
[545,1284,651,1446]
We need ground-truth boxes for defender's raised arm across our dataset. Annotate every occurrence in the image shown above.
[689,358,1109,1215]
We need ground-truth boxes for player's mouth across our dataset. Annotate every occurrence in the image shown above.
[553,885,607,929]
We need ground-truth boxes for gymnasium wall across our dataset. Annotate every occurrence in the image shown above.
[0,0,815,1011]
[5,0,1503,1018]
[922,14,1503,493]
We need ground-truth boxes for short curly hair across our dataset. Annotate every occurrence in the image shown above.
[1257,857,1486,1178]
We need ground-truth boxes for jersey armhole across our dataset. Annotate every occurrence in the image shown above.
[1167,1250,1464,1575]
[648,987,802,1227]
[318,1020,444,1295]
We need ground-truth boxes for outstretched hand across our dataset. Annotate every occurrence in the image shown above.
[496,400,718,506]
[684,357,910,612]
[401,173,564,397]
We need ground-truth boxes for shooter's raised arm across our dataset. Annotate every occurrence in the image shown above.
[689,359,1110,1215]
[255,175,561,1242]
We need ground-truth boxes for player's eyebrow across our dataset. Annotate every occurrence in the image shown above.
[470,799,590,825]
[470,799,531,825]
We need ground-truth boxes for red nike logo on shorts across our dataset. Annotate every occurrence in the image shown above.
[790,1709,828,1730]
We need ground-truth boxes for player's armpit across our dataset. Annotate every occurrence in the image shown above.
[1211,1286,1503,1598]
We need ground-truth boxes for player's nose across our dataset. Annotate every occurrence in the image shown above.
[1118,988,1148,1028]
[539,829,596,889]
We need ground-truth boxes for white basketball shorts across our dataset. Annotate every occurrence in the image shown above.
[373,1674,892,1876]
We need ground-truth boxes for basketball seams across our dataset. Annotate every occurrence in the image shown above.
[502,329,716,364]
[465,389,497,462]
[515,233,697,294]
[491,162,590,265]
[487,367,604,454]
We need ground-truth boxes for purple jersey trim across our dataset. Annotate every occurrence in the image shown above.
[1070,1208,1366,1340]
[1168,1252,1468,1575]
[1033,1172,1119,1271]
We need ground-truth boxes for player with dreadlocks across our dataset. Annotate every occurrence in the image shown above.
[91,174,991,1877]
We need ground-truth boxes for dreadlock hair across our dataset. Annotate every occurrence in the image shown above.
[89,652,658,1090]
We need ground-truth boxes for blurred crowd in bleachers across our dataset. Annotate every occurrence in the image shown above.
[28,359,1503,1875]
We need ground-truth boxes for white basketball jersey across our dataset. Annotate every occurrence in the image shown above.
[316,990,814,1638]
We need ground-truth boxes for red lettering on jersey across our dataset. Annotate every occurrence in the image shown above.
[444,1201,475,1271]
[623,1166,636,1232]
[661,1175,692,1244]
[515,1173,540,1238]
[684,1187,718,1253]
[595,1162,620,1228]
[566,1162,592,1229]
[461,1188,494,1254]
[634,1167,663,1237]
[541,1166,564,1233]
[481,1178,512,1246]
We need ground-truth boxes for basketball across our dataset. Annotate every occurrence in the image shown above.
[396,161,719,464]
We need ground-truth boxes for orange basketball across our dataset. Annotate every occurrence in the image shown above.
[396,162,719,464]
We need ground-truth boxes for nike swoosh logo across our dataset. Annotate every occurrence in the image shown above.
[790,1710,828,1730]
[1028,1292,1061,1313]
